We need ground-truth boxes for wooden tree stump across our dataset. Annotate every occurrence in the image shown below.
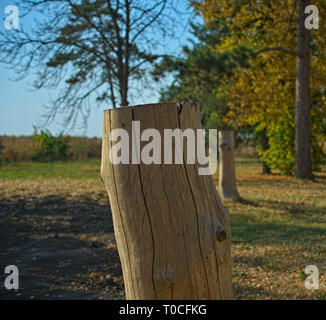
[218,130,240,201]
[101,102,233,300]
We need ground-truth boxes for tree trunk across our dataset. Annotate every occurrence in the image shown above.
[261,128,271,174]
[295,0,313,179]
[101,102,233,300]
[218,130,240,200]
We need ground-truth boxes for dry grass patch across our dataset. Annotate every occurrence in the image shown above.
[0,160,325,299]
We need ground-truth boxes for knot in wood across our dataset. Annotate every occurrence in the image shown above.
[216,227,227,242]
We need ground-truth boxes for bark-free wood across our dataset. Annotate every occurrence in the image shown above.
[261,128,271,174]
[218,130,240,201]
[101,102,233,300]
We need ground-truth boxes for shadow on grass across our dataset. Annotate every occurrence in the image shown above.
[230,211,326,244]
[0,195,124,300]
[232,196,326,220]
[1,191,324,300]
[237,173,326,187]
[256,199,326,216]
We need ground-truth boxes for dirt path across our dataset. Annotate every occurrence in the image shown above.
[0,178,125,300]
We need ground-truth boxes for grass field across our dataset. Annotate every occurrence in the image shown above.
[0,160,101,179]
[0,159,325,299]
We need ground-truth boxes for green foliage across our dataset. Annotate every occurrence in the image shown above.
[153,23,252,131]
[0,135,102,163]
[32,128,70,162]
[310,91,326,170]
[298,269,307,281]
[257,97,326,175]
[196,0,326,176]
[261,119,325,176]
[258,114,296,175]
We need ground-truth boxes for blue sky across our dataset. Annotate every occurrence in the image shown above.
[0,0,198,137]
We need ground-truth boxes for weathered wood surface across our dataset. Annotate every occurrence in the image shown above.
[218,130,240,201]
[101,102,233,299]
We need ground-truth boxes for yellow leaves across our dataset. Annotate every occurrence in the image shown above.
[195,0,326,165]
[89,272,100,279]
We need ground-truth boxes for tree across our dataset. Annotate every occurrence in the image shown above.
[195,0,326,178]
[155,22,276,175]
[101,102,233,299]
[153,22,251,131]
[295,0,313,179]
[0,0,180,129]
[261,128,271,174]
[153,23,252,200]
[218,130,240,200]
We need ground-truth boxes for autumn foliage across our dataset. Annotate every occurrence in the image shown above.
[193,0,326,174]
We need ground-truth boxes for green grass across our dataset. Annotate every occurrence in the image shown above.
[1,159,325,299]
[213,162,326,299]
[0,160,101,179]
[0,157,260,180]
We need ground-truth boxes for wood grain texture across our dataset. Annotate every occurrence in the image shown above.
[218,130,240,201]
[101,102,233,300]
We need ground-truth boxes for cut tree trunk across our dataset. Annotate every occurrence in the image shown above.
[218,130,240,201]
[101,102,233,300]
[295,0,313,179]
[261,128,271,174]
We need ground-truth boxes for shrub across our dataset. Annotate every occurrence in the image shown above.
[0,136,35,162]
[258,107,326,175]
[68,137,101,160]
[0,134,102,162]
[32,128,70,162]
